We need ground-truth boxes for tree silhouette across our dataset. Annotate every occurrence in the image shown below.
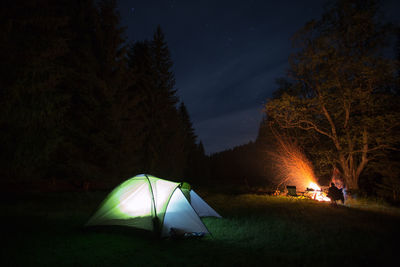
[265,0,400,192]
[0,0,69,181]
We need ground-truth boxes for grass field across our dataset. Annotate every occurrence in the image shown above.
[2,191,399,266]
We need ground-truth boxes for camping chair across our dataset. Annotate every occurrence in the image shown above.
[286,186,298,197]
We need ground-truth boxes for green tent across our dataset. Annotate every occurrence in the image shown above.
[86,174,221,237]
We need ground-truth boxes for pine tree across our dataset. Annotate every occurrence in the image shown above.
[178,102,198,179]
[151,26,178,108]
[0,0,69,181]
[128,27,185,179]
[127,41,159,175]
[179,102,197,144]
[191,141,210,184]
[95,0,138,181]
[150,27,187,179]
[59,0,131,186]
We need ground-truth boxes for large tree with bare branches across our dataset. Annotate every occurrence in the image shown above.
[265,0,399,191]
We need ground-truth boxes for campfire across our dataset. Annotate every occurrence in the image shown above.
[271,135,331,202]
[304,182,330,202]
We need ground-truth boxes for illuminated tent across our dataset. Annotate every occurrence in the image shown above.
[86,174,221,237]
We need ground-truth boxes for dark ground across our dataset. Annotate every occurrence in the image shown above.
[1,190,399,266]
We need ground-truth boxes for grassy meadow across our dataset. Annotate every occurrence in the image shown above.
[2,190,399,266]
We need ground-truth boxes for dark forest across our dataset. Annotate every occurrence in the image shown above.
[1,0,208,190]
[1,0,400,203]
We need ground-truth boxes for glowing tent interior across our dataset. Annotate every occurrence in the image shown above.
[86,174,221,237]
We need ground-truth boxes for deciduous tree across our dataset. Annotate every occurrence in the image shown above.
[265,0,400,191]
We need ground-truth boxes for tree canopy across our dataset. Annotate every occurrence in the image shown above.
[265,0,400,191]
[0,0,205,189]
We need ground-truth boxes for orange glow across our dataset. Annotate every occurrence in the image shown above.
[306,182,331,202]
[272,136,317,191]
[272,135,330,202]
[308,182,320,190]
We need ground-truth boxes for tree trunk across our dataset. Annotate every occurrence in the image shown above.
[346,174,359,190]
[338,128,369,192]
[339,154,359,190]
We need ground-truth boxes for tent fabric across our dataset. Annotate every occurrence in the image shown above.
[86,174,221,237]
[148,176,180,225]
[190,190,222,218]
[161,189,209,237]
[86,177,155,230]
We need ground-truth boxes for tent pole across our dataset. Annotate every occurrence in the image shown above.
[144,174,160,236]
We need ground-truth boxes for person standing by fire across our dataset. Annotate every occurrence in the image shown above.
[327,182,345,207]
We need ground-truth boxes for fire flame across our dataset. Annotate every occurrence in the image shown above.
[307,182,330,202]
[271,135,330,202]
[272,136,317,191]
[308,182,320,190]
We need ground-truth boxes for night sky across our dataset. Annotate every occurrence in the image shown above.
[117,0,399,154]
